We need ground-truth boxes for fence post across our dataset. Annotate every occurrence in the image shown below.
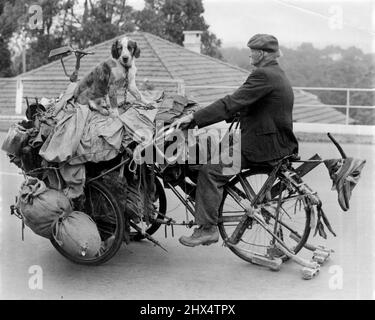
[15,79,23,115]
[177,80,185,96]
[345,90,350,125]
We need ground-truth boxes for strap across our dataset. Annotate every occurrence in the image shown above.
[123,68,129,105]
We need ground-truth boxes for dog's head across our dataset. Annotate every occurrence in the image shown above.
[111,36,140,68]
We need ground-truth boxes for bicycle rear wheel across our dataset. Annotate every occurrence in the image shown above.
[218,168,311,263]
[130,177,167,240]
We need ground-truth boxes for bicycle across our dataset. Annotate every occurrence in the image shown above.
[48,119,343,280]
[10,45,348,279]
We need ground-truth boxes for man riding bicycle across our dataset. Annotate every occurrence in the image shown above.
[172,34,299,247]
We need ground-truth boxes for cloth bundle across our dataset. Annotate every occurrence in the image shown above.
[4,90,201,200]
[155,95,201,124]
[17,177,73,238]
[324,157,366,211]
[38,103,154,198]
[52,211,101,258]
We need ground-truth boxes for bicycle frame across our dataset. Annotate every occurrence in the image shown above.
[142,123,345,230]
[149,150,324,235]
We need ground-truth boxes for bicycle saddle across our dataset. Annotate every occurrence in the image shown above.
[243,153,300,169]
[285,154,301,161]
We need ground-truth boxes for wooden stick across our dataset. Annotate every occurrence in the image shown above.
[274,243,319,269]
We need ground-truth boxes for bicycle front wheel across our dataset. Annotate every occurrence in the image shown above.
[218,168,311,263]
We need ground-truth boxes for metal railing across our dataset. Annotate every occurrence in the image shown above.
[1,77,374,127]
[183,84,375,126]
[294,86,375,125]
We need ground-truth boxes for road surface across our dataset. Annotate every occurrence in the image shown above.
[0,132,374,299]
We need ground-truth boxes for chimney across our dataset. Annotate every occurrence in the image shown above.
[183,30,203,53]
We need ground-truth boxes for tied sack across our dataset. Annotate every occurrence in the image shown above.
[17,177,72,239]
[53,211,101,259]
[1,123,29,156]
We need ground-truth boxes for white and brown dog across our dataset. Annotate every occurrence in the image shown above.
[73,36,149,115]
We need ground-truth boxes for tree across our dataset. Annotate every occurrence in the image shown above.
[70,0,135,48]
[134,0,165,38]
[0,0,74,73]
[3,0,222,75]
[0,38,12,76]
[135,0,223,59]
[0,0,23,76]
[23,0,70,71]
[2,0,136,74]
[201,31,222,59]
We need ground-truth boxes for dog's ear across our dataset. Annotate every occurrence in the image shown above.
[111,40,122,59]
[133,41,141,58]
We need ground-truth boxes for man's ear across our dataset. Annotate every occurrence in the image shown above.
[133,42,141,58]
[111,40,121,59]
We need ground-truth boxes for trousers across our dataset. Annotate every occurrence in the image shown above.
[194,156,251,226]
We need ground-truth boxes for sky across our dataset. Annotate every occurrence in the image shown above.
[127,0,375,53]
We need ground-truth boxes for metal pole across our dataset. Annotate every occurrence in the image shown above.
[22,48,26,74]
[345,90,350,125]
[178,80,185,96]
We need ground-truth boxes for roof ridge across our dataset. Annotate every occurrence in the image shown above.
[15,31,249,79]
[143,32,250,75]
[142,33,175,79]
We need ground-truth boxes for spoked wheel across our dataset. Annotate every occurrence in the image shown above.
[218,168,311,264]
[51,180,125,265]
[130,177,167,241]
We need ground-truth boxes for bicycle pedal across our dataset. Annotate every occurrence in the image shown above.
[202,239,219,246]
[251,255,282,271]
[301,266,320,280]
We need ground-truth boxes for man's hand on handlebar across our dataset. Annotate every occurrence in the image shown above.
[170,113,194,130]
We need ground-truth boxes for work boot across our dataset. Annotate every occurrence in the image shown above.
[179,225,219,247]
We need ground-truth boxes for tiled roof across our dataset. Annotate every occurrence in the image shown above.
[0,31,350,124]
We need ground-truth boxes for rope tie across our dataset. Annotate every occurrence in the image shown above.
[123,68,129,105]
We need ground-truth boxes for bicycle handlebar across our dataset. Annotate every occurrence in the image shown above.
[50,45,95,82]
[69,50,94,82]
[73,49,94,56]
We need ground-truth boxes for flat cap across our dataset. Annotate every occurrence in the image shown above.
[247,34,279,52]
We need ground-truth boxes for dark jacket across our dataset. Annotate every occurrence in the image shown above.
[193,60,298,163]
